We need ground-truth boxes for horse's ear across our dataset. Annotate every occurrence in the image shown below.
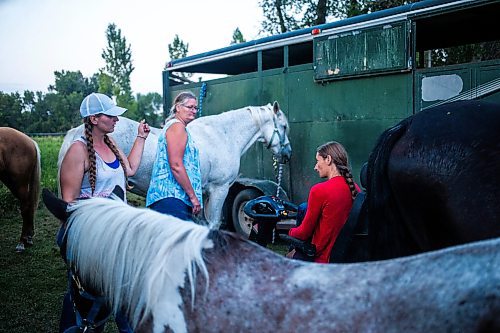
[111,185,125,201]
[42,188,69,222]
[273,101,280,114]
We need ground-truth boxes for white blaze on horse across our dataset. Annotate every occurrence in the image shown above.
[0,127,41,252]
[43,192,500,333]
[58,102,291,228]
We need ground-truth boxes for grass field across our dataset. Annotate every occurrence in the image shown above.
[0,136,288,332]
[0,136,120,332]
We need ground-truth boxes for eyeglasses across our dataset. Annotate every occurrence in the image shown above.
[182,104,199,111]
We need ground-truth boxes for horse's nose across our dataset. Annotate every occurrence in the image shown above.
[279,145,292,163]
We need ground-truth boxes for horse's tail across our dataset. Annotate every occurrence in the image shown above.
[366,117,411,259]
[30,139,41,216]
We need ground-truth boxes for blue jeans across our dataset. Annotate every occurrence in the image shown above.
[296,202,307,227]
[288,202,308,254]
[149,197,193,221]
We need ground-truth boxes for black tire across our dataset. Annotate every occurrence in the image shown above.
[232,188,262,237]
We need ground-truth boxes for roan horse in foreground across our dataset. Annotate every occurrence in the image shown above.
[0,127,41,252]
[43,191,500,333]
[58,102,291,228]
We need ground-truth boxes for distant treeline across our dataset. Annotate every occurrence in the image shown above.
[0,70,164,134]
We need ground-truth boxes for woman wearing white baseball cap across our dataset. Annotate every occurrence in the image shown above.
[60,92,150,201]
[58,92,150,332]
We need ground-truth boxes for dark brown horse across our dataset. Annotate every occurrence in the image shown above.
[0,127,41,252]
[339,100,500,262]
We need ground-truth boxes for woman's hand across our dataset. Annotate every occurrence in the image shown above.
[190,195,201,215]
[138,119,150,138]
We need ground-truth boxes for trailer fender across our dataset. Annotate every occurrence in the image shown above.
[223,178,288,237]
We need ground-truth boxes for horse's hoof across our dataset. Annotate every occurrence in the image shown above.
[25,237,34,246]
[15,243,25,253]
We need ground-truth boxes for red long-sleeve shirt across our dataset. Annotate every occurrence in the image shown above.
[289,176,356,263]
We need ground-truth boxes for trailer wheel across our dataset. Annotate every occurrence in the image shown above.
[232,188,261,237]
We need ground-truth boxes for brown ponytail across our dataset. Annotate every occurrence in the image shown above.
[317,141,358,200]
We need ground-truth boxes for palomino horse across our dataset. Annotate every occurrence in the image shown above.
[0,127,41,252]
[58,102,291,229]
[43,191,500,333]
[339,100,500,263]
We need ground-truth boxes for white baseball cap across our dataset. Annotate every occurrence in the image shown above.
[79,93,127,118]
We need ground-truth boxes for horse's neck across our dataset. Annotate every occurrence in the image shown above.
[212,108,266,156]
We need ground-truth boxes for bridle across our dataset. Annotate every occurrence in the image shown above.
[250,107,290,157]
[266,114,287,151]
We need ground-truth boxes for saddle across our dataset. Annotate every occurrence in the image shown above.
[45,188,122,333]
[57,219,113,333]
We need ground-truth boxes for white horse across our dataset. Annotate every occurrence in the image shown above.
[43,192,500,333]
[58,102,291,228]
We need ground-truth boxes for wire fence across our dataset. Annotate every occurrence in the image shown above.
[28,132,66,137]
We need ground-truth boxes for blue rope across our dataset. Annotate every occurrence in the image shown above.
[198,82,207,117]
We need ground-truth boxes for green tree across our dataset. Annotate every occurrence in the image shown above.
[49,70,98,96]
[231,28,247,44]
[259,0,419,34]
[167,34,192,80]
[0,92,25,130]
[168,34,189,61]
[101,23,135,108]
[136,92,163,127]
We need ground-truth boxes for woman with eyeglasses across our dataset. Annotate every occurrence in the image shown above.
[146,91,203,221]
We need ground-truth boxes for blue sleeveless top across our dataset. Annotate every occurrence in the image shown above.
[146,119,203,208]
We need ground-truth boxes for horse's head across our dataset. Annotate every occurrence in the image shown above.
[42,186,125,224]
[260,101,292,163]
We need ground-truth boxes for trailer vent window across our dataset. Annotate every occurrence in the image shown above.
[313,22,408,81]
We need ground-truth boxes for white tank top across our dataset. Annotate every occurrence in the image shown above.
[76,137,126,201]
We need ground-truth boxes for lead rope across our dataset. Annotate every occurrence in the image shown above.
[273,155,284,198]
[272,155,285,244]
[198,82,207,117]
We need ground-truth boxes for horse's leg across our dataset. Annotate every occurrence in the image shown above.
[9,184,36,252]
[19,188,36,245]
[5,160,39,252]
[205,185,230,229]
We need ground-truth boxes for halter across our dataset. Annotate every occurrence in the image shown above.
[250,107,289,156]
[250,106,290,198]
[266,115,286,150]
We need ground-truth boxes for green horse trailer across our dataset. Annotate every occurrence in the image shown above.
[163,0,500,236]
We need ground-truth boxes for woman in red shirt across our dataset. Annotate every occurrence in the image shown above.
[288,141,359,263]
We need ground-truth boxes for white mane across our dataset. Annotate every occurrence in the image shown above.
[65,198,213,333]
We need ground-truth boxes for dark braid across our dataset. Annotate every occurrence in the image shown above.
[103,135,130,190]
[317,141,358,201]
[84,118,97,195]
[337,165,358,201]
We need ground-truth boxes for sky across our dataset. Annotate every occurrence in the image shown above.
[0,0,263,95]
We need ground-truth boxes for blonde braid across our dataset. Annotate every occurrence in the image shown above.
[84,118,97,195]
[103,135,131,190]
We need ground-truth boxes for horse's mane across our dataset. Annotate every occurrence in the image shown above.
[366,116,420,259]
[65,197,213,331]
[192,104,275,125]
